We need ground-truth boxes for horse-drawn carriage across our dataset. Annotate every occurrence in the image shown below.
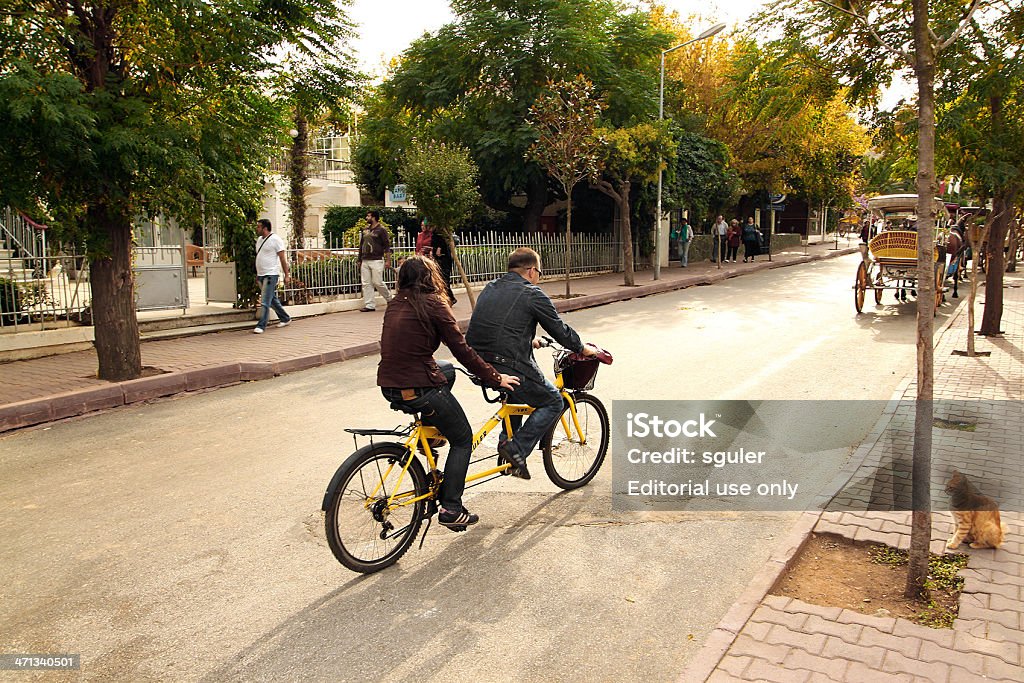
[854,194,950,314]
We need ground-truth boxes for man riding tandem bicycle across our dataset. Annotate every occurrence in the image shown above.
[321,250,613,574]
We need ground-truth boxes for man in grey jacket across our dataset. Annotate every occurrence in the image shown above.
[466,248,597,479]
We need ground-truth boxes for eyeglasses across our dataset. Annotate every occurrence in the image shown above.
[531,266,543,277]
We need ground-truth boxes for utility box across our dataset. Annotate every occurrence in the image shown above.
[205,261,237,304]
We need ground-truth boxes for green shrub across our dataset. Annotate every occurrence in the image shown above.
[291,257,359,296]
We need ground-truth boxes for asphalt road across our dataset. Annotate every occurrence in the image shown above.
[0,253,959,682]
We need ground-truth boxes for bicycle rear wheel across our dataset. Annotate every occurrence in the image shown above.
[541,393,609,489]
[323,443,428,574]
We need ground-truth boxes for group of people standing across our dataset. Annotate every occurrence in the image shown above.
[700,215,765,265]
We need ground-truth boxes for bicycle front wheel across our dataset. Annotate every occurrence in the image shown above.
[324,443,429,574]
[541,393,609,490]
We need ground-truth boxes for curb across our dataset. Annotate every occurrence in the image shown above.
[676,288,973,683]
[0,248,857,434]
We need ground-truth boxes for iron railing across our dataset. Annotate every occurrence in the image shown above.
[282,231,625,303]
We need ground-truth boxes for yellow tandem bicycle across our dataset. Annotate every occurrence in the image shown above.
[321,338,613,574]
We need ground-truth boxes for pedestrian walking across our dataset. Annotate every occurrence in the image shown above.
[742,217,759,262]
[726,220,741,262]
[431,229,457,305]
[253,218,291,334]
[358,210,394,312]
[712,215,728,263]
[679,217,693,267]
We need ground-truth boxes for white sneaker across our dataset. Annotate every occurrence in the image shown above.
[253,327,264,334]
[278,320,290,328]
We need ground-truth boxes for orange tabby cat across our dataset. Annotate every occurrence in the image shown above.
[945,470,1006,550]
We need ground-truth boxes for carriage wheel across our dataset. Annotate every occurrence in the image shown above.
[854,261,868,313]
[934,263,944,314]
[873,273,884,305]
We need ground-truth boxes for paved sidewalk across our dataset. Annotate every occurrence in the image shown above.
[0,242,856,433]
[685,270,1024,682]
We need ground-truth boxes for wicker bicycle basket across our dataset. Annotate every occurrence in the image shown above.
[557,354,601,391]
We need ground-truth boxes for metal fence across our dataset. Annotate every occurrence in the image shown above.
[0,244,91,331]
[283,231,624,303]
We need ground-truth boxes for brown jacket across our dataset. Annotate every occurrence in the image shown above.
[377,294,502,389]
[359,224,391,261]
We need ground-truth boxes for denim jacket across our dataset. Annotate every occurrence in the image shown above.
[466,272,583,381]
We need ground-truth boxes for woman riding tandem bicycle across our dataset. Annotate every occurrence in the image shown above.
[377,256,519,530]
[323,251,613,573]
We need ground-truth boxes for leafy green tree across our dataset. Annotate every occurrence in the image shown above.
[367,0,669,230]
[936,5,1024,333]
[770,0,992,600]
[592,121,675,286]
[400,141,482,306]
[662,130,740,228]
[0,0,351,380]
[527,76,605,297]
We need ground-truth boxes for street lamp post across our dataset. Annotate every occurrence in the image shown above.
[655,22,727,280]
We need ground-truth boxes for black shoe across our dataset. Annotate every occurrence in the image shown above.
[438,507,479,531]
[498,442,531,480]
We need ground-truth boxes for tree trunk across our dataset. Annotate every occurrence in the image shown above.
[523,172,548,232]
[964,211,994,355]
[448,234,476,309]
[980,189,1015,335]
[1006,211,1018,273]
[565,187,573,298]
[89,205,142,381]
[593,180,633,286]
[906,0,935,601]
[288,111,309,251]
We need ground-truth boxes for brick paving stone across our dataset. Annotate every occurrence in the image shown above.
[707,671,745,683]
[742,658,809,683]
[740,620,771,642]
[799,615,862,644]
[843,661,915,683]
[717,654,752,677]
[952,619,989,639]
[786,600,844,621]
[762,595,793,611]
[727,634,791,664]
[952,632,1021,665]
[857,627,922,659]
[881,650,951,682]
[895,622,954,648]
[836,610,898,634]
[749,606,809,631]
[764,625,827,656]
[781,648,849,679]
[985,653,1024,682]
[821,636,886,669]
[918,640,987,670]
[984,621,1024,646]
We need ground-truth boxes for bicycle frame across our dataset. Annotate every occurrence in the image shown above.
[370,384,587,513]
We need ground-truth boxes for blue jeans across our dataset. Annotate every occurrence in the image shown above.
[257,275,290,330]
[381,385,473,513]
[493,365,564,461]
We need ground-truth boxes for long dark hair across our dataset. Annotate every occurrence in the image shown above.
[397,255,451,324]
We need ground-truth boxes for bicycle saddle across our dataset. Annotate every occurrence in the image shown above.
[388,402,421,415]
